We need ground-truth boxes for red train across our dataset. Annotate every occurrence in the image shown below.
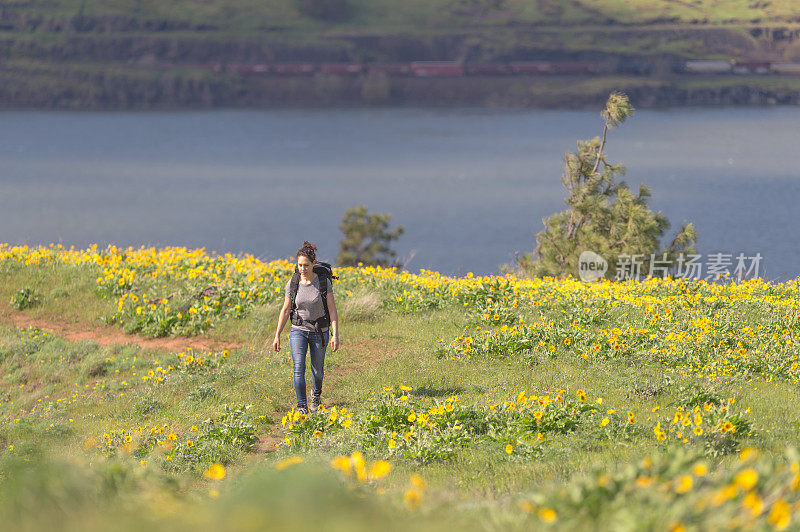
[410,61,464,77]
[508,62,553,74]
[368,63,411,75]
[269,63,315,75]
[319,63,363,75]
[153,59,800,77]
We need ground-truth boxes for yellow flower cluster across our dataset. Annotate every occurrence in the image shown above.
[330,451,391,482]
[653,398,750,453]
[284,386,644,464]
[6,243,800,383]
[92,422,176,457]
[522,446,800,530]
[404,473,426,510]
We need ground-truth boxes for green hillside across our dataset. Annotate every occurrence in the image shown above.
[2,244,800,530]
[3,1,800,108]
[5,0,800,31]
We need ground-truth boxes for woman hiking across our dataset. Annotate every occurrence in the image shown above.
[272,241,339,415]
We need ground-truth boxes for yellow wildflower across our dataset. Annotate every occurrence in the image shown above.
[276,456,304,470]
[204,463,226,480]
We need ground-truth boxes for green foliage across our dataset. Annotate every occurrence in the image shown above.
[337,205,404,268]
[467,301,520,326]
[282,404,354,450]
[518,92,697,279]
[296,0,350,21]
[10,287,41,310]
[656,401,752,457]
[199,405,258,450]
[282,389,638,464]
[382,285,446,314]
[133,397,165,419]
[168,405,258,470]
[109,285,271,337]
[97,256,290,338]
[434,324,538,360]
[460,278,521,325]
[676,384,723,408]
[0,327,52,363]
[4,244,800,531]
[520,446,799,530]
[188,383,217,402]
[447,0,504,18]
[0,454,180,530]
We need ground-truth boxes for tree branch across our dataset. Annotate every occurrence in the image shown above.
[591,119,609,177]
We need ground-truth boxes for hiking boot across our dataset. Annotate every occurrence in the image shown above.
[297,405,309,415]
[310,392,322,412]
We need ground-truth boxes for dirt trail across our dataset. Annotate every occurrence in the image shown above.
[0,304,398,455]
[0,305,241,353]
[255,336,402,453]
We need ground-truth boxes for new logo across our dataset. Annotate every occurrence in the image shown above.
[578,251,608,282]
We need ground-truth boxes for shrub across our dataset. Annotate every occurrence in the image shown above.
[188,383,217,402]
[337,205,404,267]
[10,287,41,310]
[168,405,258,470]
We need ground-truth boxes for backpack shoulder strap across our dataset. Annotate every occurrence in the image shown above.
[318,274,328,297]
[289,269,300,312]
[315,268,331,321]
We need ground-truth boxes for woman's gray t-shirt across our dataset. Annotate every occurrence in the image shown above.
[285,275,333,332]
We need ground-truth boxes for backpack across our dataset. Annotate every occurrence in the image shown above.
[289,261,338,332]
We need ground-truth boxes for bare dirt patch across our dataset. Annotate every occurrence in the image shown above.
[253,434,283,454]
[0,305,407,455]
[0,304,240,353]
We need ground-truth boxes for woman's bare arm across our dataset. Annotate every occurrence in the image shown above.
[272,296,292,352]
[327,291,339,352]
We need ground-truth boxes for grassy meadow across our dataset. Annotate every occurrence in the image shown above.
[1,244,800,530]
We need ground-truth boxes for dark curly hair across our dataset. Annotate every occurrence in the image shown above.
[296,241,317,263]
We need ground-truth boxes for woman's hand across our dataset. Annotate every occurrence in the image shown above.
[272,336,280,352]
[331,334,339,352]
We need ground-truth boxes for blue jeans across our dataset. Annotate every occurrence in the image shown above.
[289,327,329,407]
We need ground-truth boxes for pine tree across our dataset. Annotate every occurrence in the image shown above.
[519,92,697,280]
[337,205,404,267]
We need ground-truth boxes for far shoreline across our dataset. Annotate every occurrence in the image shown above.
[2,74,800,111]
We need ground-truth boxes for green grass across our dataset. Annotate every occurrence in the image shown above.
[2,249,800,529]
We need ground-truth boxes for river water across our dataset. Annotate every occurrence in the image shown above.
[1,107,798,280]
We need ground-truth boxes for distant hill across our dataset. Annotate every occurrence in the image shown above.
[2,0,800,109]
[5,0,800,32]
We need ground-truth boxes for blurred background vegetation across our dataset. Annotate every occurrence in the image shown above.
[3,0,800,108]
